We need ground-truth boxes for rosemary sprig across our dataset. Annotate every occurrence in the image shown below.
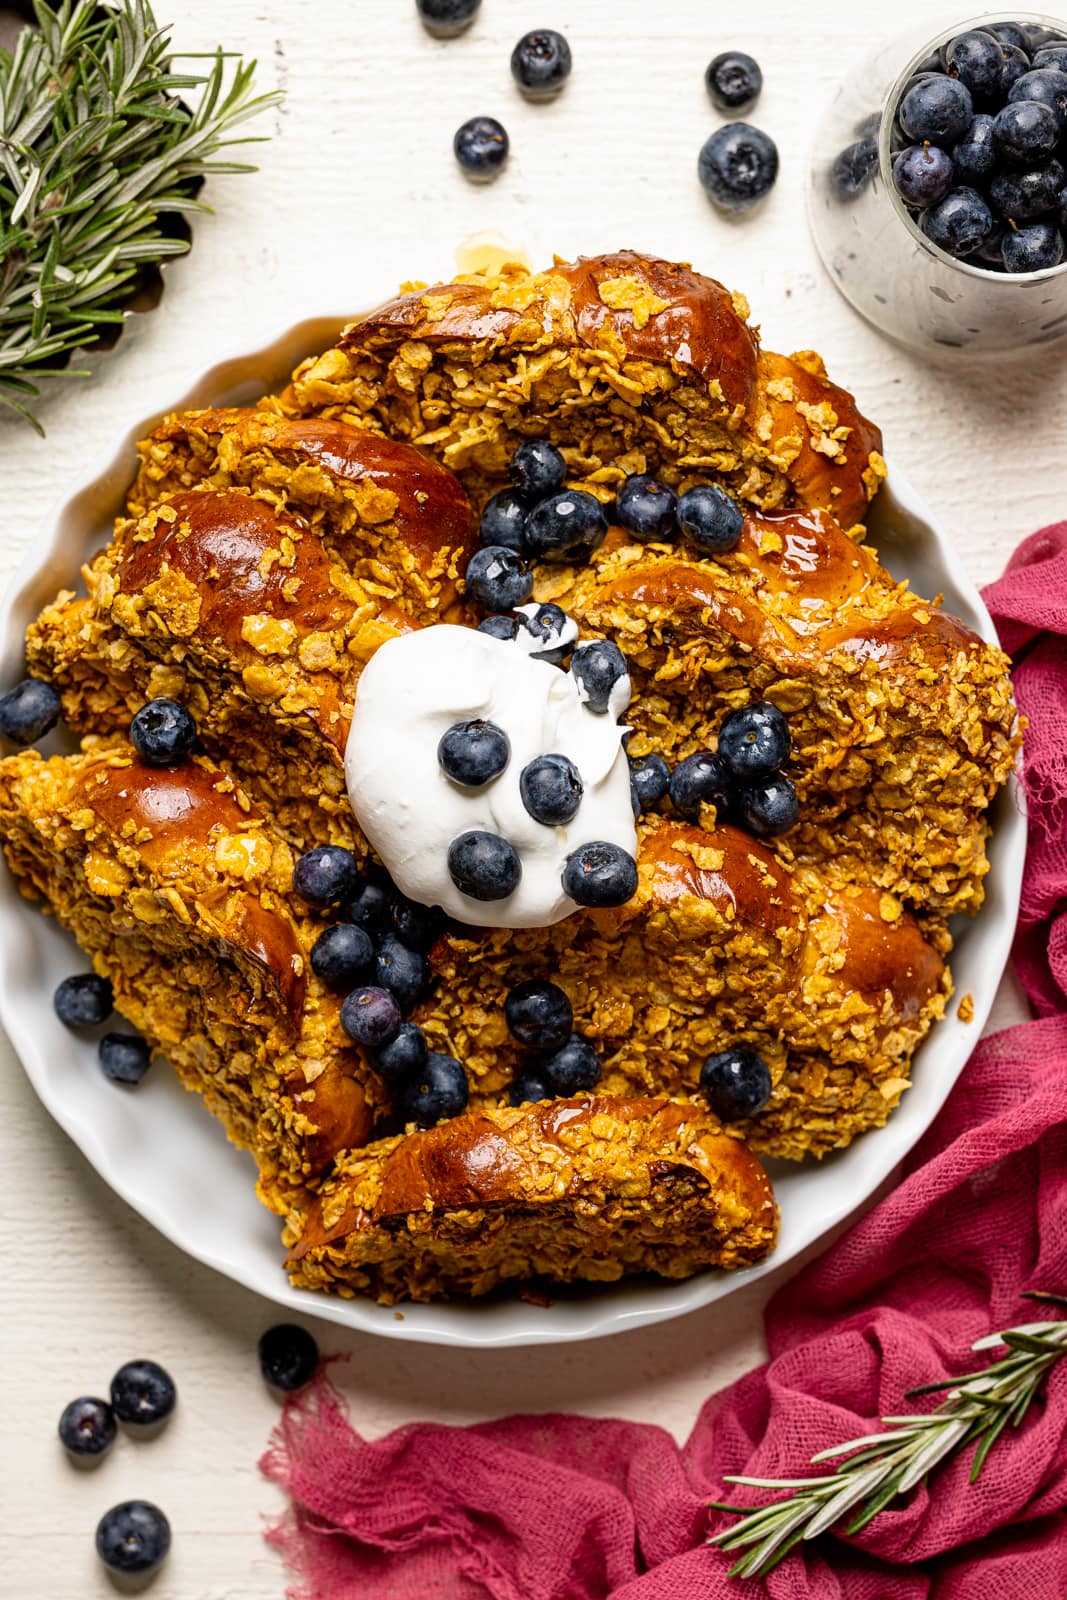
[708,1292,1067,1579]
[0,0,281,431]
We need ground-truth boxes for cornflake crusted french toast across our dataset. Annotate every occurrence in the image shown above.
[0,250,1018,1307]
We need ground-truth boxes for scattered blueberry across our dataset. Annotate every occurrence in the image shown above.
[705,50,763,112]
[129,697,197,767]
[616,474,678,541]
[699,1047,772,1119]
[54,972,113,1028]
[520,753,584,825]
[718,703,790,781]
[899,75,974,144]
[99,1032,152,1086]
[110,1359,176,1428]
[517,601,572,662]
[0,676,61,746]
[698,123,779,211]
[562,840,638,908]
[953,113,997,184]
[1002,220,1065,271]
[371,1021,429,1081]
[921,186,994,256]
[993,98,1059,162]
[479,488,529,552]
[374,934,428,1012]
[893,143,955,207]
[58,1396,116,1459]
[832,138,879,199]
[340,985,402,1047]
[477,614,521,641]
[96,1501,171,1577]
[990,159,1066,219]
[944,31,1004,102]
[416,0,480,37]
[293,844,361,907]
[465,545,533,611]
[1008,69,1067,132]
[525,490,608,563]
[454,116,509,181]
[402,1051,469,1126]
[345,875,393,934]
[448,829,522,901]
[511,28,572,99]
[737,774,799,837]
[510,438,566,502]
[438,718,510,788]
[570,639,629,715]
[677,483,744,553]
[508,1069,552,1106]
[310,923,375,991]
[628,752,671,813]
[258,1323,319,1392]
[504,978,573,1051]
[390,896,447,952]
[542,1033,601,1094]
[669,750,731,819]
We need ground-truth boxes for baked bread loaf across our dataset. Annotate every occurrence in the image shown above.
[282,250,886,535]
[285,1096,778,1302]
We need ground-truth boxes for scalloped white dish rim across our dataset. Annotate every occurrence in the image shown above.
[0,305,1027,1348]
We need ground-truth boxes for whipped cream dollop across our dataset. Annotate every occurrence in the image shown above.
[344,623,637,928]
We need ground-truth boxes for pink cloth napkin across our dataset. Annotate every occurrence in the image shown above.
[261,526,1067,1600]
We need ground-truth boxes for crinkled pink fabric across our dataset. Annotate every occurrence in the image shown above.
[262,528,1067,1599]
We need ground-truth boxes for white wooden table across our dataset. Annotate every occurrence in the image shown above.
[0,1,1054,1594]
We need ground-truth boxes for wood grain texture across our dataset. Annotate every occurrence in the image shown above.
[0,0,1048,1593]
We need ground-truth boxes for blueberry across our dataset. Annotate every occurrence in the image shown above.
[562,841,638,908]
[258,1323,319,1392]
[570,639,629,715]
[520,753,583,825]
[705,50,763,112]
[477,614,521,641]
[677,483,744,553]
[340,985,402,1047]
[417,0,479,37]
[898,75,973,145]
[344,875,393,934]
[517,602,573,662]
[616,474,678,541]
[921,186,994,257]
[1033,45,1067,74]
[1008,69,1067,132]
[718,703,790,781]
[699,1048,772,1119]
[54,972,113,1028]
[447,830,522,901]
[999,44,1033,97]
[504,978,573,1050]
[952,114,996,185]
[975,225,1007,266]
[293,844,361,907]
[508,1070,552,1106]
[510,29,572,99]
[989,22,1031,53]
[831,138,879,199]
[390,896,447,952]
[129,697,197,767]
[510,438,566,503]
[371,1021,429,1081]
[698,123,779,212]
[628,752,671,813]
[669,750,731,819]
[991,160,1066,221]
[375,934,428,1011]
[525,490,608,563]
[944,31,1004,102]
[96,1501,171,1577]
[542,1034,601,1094]
[0,676,61,746]
[99,1032,152,1086]
[893,144,954,207]
[465,545,533,611]
[737,774,799,837]
[1002,221,1065,271]
[479,488,528,553]
[58,1396,116,1459]
[438,718,510,787]
[454,116,509,181]
[110,1359,176,1427]
[993,99,1059,163]
[402,1051,469,1126]
[310,923,374,991]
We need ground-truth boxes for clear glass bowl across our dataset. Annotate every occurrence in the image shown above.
[808,12,1067,355]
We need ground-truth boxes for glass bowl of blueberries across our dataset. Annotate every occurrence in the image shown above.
[808,13,1067,354]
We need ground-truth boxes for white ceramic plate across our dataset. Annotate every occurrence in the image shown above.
[0,314,1026,1347]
